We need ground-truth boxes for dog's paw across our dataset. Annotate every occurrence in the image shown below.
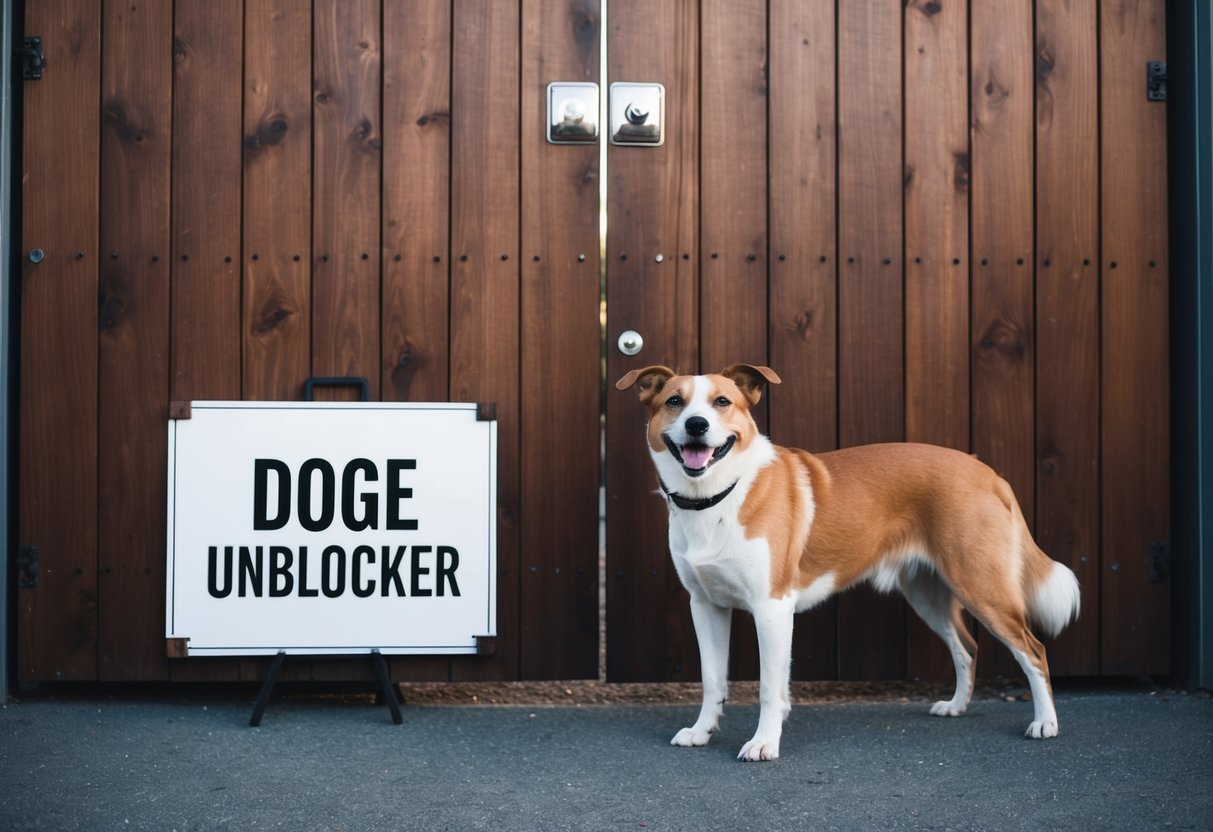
[1024,719,1059,739]
[929,700,967,717]
[671,726,714,747]
[737,738,779,762]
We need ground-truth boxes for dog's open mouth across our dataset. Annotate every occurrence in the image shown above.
[663,435,736,477]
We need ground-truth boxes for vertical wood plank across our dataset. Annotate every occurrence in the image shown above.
[97,0,173,681]
[1035,0,1100,675]
[699,0,766,372]
[970,0,1035,678]
[450,0,521,681]
[700,0,767,681]
[18,0,101,681]
[769,0,839,681]
[1099,0,1169,675]
[519,0,601,680]
[606,0,699,682]
[836,0,906,680]
[243,0,312,403]
[381,0,454,683]
[171,0,243,404]
[382,0,451,404]
[313,0,381,399]
[903,0,969,681]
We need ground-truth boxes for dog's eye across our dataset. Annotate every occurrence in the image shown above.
[714,396,730,408]
[665,395,684,408]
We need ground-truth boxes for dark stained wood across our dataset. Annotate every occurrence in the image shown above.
[18,0,101,682]
[699,0,766,373]
[97,0,172,682]
[171,0,242,404]
[519,0,601,680]
[769,0,839,681]
[243,0,312,402]
[380,0,454,683]
[1034,0,1100,675]
[312,0,381,400]
[12,0,1178,685]
[449,0,521,681]
[605,0,700,682]
[1099,0,1169,675]
[382,0,451,404]
[970,0,1035,678]
[903,0,969,681]
[836,0,906,680]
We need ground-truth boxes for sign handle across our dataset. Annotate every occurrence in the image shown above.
[302,376,370,402]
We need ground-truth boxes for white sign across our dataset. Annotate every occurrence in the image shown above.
[166,402,497,656]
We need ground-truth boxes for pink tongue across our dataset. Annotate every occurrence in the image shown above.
[681,445,713,470]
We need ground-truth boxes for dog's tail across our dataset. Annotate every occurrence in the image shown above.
[1022,540,1082,639]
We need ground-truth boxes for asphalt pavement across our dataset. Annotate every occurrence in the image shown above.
[1,685,1210,831]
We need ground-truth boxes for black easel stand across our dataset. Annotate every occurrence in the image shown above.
[249,649,405,727]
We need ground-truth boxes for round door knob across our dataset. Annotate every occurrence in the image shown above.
[617,330,644,356]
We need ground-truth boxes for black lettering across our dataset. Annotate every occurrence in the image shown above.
[269,546,294,597]
[386,459,419,531]
[298,459,336,532]
[239,546,264,597]
[352,545,375,597]
[342,459,379,531]
[253,459,291,530]
[381,545,407,596]
[208,546,233,598]
[297,545,318,597]
[322,546,346,598]
[437,546,461,597]
[411,545,433,597]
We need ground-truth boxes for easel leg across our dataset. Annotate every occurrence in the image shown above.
[371,649,404,725]
[249,650,287,727]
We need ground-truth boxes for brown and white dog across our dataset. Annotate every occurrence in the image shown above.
[616,364,1081,762]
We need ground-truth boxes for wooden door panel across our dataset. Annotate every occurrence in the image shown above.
[18,0,102,682]
[1035,0,1101,675]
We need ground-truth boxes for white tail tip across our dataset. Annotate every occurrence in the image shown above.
[1030,561,1081,639]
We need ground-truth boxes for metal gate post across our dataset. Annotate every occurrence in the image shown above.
[0,0,15,704]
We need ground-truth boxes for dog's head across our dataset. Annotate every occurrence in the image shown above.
[616,364,781,492]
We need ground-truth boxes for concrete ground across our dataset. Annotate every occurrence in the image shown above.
[1,684,1210,831]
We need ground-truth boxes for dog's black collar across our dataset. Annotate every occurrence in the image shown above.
[659,478,739,511]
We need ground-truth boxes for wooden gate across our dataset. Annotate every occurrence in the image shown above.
[17,0,1169,685]
[18,0,601,684]
[604,0,1170,683]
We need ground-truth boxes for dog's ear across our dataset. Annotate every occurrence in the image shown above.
[721,364,781,406]
[615,365,676,405]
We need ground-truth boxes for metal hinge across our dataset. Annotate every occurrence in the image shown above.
[1147,61,1167,102]
[16,37,45,80]
[1148,541,1169,584]
[16,545,38,588]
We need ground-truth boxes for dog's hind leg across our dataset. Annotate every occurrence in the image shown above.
[958,591,1059,738]
[672,596,732,748]
[898,564,977,717]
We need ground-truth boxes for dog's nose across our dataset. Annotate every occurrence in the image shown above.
[685,416,709,437]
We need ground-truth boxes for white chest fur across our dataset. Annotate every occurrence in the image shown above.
[667,494,773,611]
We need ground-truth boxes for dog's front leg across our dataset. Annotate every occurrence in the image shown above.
[738,598,795,762]
[671,596,732,748]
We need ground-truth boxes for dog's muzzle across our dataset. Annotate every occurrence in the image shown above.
[663,433,736,477]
